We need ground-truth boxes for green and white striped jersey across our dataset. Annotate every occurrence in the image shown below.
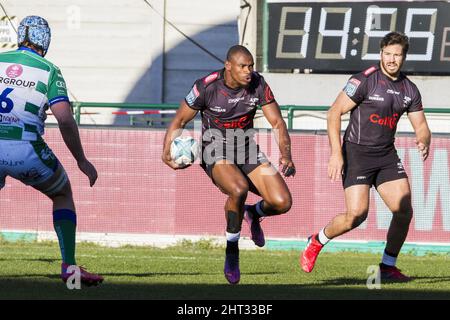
[0,47,69,141]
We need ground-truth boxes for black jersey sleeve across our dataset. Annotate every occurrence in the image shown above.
[184,79,206,111]
[343,73,368,104]
[255,74,276,107]
[406,83,423,113]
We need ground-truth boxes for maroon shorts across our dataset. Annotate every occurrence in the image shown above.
[200,141,269,181]
[342,142,408,189]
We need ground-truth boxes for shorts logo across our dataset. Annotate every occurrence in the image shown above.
[257,151,267,162]
[357,176,366,180]
[0,159,24,166]
[19,167,42,181]
[6,64,23,78]
[41,147,55,161]
[185,84,200,106]
[344,78,360,97]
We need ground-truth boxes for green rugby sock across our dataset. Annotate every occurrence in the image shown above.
[53,209,77,265]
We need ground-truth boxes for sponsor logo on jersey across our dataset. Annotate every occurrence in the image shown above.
[0,77,35,88]
[210,106,226,113]
[403,96,412,108]
[247,97,259,106]
[368,94,384,102]
[387,89,400,95]
[344,78,360,97]
[214,115,251,129]
[6,64,23,78]
[203,72,219,85]
[185,84,200,106]
[228,97,245,104]
[0,114,19,123]
[369,113,399,129]
[56,81,66,89]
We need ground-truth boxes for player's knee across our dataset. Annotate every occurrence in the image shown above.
[48,181,73,202]
[392,196,413,222]
[345,209,368,230]
[269,194,292,214]
[228,181,249,200]
[47,181,75,209]
[393,207,413,224]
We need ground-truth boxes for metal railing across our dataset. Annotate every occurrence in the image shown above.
[70,102,450,130]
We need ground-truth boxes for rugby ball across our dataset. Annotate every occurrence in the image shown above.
[170,136,199,165]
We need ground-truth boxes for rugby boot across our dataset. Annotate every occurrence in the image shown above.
[61,263,104,286]
[300,234,323,273]
[224,252,240,284]
[379,264,412,282]
[244,205,265,247]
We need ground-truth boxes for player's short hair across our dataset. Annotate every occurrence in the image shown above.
[380,32,409,56]
[226,45,253,62]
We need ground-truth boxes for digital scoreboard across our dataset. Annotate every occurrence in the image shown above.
[264,1,450,74]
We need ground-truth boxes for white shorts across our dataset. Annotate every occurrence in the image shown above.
[0,138,67,193]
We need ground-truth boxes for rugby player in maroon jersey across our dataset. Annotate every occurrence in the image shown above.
[301,32,431,282]
[163,45,295,284]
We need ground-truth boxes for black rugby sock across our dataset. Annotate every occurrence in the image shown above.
[226,240,239,255]
[250,200,266,218]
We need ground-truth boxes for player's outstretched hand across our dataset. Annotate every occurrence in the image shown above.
[415,139,429,161]
[161,153,191,170]
[280,157,296,177]
[78,159,98,187]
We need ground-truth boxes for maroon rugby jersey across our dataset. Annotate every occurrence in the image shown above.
[185,69,275,146]
[343,64,423,147]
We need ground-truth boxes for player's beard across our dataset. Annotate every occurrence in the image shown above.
[382,59,402,78]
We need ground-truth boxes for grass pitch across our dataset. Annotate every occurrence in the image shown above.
[0,239,449,300]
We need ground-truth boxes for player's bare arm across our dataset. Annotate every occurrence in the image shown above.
[262,102,295,177]
[327,91,357,181]
[51,101,97,186]
[162,100,199,170]
[408,110,431,161]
